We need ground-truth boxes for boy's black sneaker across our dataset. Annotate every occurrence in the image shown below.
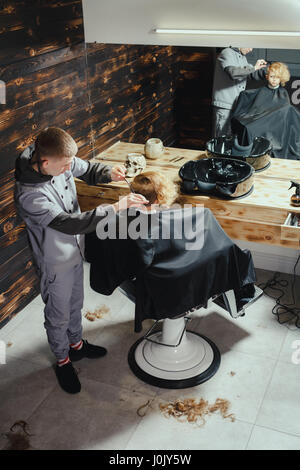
[55,362,81,394]
[69,340,107,362]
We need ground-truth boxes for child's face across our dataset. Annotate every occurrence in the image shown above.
[267,71,281,88]
[239,48,253,55]
[42,156,74,176]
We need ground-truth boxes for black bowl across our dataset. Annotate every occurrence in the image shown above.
[179,157,255,199]
[206,135,272,171]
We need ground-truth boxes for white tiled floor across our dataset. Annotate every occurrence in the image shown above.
[0,262,300,450]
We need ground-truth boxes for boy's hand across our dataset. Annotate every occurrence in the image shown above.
[111,164,126,182]
[112,194,149,212]
[254,59,267,71]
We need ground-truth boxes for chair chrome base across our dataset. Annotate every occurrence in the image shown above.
[128,317,220,389]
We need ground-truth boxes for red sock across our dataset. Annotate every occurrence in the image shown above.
[57,356,71,367]
[70,340,83,351]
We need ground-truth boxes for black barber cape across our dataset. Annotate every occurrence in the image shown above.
[231,85,300,160]
[85,207,256,332]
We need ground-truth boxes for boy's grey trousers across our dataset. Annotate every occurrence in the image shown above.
[38,260,84,361]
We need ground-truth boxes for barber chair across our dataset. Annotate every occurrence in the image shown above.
[119,280,250,389]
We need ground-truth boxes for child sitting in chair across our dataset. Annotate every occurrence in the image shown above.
[231,62,300,160]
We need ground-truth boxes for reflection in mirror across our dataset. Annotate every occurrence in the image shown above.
[211,46,300,160]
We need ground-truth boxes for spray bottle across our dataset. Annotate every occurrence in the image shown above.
[289,180,300,207]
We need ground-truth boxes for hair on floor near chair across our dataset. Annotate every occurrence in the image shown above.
[159,397,235,426]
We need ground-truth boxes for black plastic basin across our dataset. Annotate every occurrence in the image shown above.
[179,157,255,199]
[206,135,272,171]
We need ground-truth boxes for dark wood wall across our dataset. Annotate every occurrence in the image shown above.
[0,0,214,328]
[85,43,214,155]
[86,43,179,154]
[174,47,215,149]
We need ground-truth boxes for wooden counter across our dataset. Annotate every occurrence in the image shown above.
[76,141,300,249]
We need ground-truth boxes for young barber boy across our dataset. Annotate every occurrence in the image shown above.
[14,127,148,394]
[212,47,267,136]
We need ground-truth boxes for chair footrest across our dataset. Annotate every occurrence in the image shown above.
[213,285,263,317]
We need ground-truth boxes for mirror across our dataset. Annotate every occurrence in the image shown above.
[211,47,300,160]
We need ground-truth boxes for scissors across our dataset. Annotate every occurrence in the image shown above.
[124,177,135,193]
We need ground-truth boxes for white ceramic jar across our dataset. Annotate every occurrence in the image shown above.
[144,138,164,160]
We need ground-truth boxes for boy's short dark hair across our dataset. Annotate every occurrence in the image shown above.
[35,127,78,160]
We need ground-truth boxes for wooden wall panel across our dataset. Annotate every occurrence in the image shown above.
[85,43,180,155]
[0,0,84,66]
[174,47,214,149]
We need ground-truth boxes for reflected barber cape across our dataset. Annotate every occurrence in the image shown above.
[85,207,256,332]
[231,85,300,160]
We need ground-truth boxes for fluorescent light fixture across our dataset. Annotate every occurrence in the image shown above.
[154,28,300,37]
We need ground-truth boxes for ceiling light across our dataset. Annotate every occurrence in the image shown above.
[154,29,300,37]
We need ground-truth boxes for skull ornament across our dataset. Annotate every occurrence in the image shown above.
[125,153,146,177]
